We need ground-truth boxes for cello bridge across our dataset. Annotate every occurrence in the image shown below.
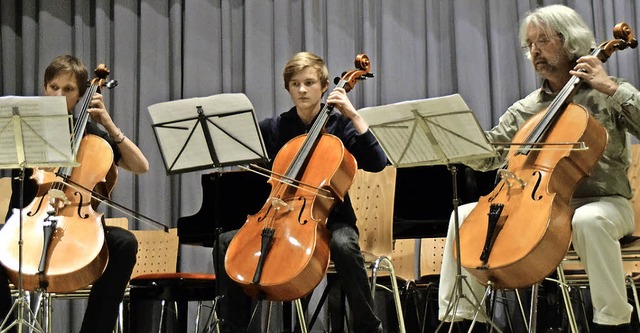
[271,197,293,212]
[498,169,526,189]
[47,188,70,208]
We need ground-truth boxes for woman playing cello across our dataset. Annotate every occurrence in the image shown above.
[0,55,149,333]
[438,5,640,333]
[214,51,388,333]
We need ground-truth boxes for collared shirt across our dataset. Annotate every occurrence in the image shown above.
[466,78,640,199]
[259,105,388,226]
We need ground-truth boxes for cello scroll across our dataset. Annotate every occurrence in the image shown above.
[596,22,638,61]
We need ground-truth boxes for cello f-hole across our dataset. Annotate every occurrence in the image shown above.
[530,171,543,201]
[27,197,45,217]
[297,196,307,225]
[73,191,90,219]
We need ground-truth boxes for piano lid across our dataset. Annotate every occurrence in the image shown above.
[393,164,497,239]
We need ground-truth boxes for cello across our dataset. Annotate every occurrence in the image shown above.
[225,54,373,301]
[0,65,116,293]
[458,23,638,289]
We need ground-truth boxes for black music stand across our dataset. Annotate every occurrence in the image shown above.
[0,96,75,333]
[149,93,268,175]
[359,93,502,333]
[148,93,268,330]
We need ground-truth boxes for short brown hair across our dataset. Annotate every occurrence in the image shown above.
[282,52,329,92]
[44,55,89,97]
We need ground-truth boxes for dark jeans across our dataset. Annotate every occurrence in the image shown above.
[0,225,137,333]
[214,223,382,333]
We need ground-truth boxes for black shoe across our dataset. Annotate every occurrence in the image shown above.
[457,320,488,333]
[593,323,633,333]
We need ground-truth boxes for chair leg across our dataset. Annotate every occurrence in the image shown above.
[158,300,166,333]
[210,296,222,333]
[294,298,308,333]
[419,282,435,333]
[528,283,539,333]
[372,256,407,333]
[195,300,203,332]
[554,266,579,333]
[626,275,640,326]
[264,301,272,333]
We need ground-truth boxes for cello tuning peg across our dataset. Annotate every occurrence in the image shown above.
[104,80,118,89]
[333,77,341,85]
[364,73,374,78]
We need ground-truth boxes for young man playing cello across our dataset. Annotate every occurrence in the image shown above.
[438,5,640,333]
[214,51,388,333]
[0,55,149,333]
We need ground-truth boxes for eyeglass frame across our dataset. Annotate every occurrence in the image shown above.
[521,34,563,52]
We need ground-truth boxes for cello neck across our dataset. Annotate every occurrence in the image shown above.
[59,65,111,178]
[282,78,351,181]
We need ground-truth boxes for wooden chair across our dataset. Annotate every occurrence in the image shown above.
[306,166,406,332]
[128,228,222,333]
[38,219,189,333]
[38,217,140,333]
[555,144,640,332]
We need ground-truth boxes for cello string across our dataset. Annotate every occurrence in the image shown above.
[241,164,334,199]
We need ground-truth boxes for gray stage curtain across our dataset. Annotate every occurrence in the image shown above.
[1,0,639,331]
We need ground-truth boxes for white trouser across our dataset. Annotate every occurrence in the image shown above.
[438,196,635,326]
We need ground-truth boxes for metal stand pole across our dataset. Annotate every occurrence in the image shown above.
[434,165,502,333]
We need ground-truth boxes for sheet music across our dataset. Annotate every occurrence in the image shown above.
[0,96,74,168]
[359,94,497,167]
[148,93,268,174]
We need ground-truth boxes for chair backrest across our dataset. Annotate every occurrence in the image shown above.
[349,166,397,257]
[419,237,446,278]
[104,217,179,279]
[0,177,12,224]
[130,228,179,279]
[391,238,418,280]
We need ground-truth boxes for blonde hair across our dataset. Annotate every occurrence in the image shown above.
[282,52,329,91]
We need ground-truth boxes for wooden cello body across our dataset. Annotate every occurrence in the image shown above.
[0,65,115,293]
[459,104,605,289]
[458,23,637,289]
[225,54,372,301]
[0,135,113,292]
[225,134,356,301]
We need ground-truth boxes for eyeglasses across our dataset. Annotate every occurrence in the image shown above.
[521,37,553,52]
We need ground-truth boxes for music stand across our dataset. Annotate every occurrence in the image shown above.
[149,93,268,175]
[358,93,502,333]
[148,93,269,330]
[0,96,76,333]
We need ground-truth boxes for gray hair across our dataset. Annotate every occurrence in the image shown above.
[519,4,595,60]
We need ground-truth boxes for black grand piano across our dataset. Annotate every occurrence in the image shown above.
[177,165,497,246]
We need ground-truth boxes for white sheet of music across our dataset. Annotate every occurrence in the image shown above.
[0,96,74,169]
[148,93,268,173]
[358,94,497,167]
